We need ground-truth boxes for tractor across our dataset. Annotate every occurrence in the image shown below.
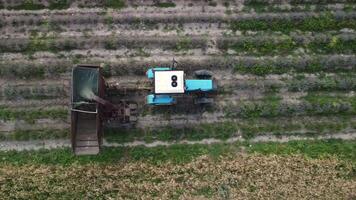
[146,60,217,105]
[70,61,216,155]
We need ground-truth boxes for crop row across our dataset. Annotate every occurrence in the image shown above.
[0,60,69,79]
[1,33,355,55]
[0,35,207,53]
[221,74,356,93]
[0,128,68,141]
[0,0,125,10]
[287,74,356,92]
[233,55,355,75]
[1,0,353,10]
[1,84,67,100]
[242,2,356,13]
[106,116,355,142]
[217,34,356,55]
[244,0,355,5]
[0,108,68,123]
[1,12,355,32]
[225,96,356,118]
[0,55,355,79]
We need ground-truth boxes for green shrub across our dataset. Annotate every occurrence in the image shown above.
[153,2,176,7]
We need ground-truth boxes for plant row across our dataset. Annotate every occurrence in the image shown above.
[0,139,354,166]
[0,107,68,123]
[0,60,70,79]
[0,0,125,10]
[242,2,356,13]
[217,34,356,55]
[233,55,356,75]
[230,12,356,32]
[1,84,67,100]
[1,11,355,32]
[287,74,356,92]
[0,35,207,53]
[0,128,69,141]
[0,54,355,79]
[105,116,355,143]
[225,96,356,118]
[1,33,355,56]
[222,74,356,93]
[244,0,355,5]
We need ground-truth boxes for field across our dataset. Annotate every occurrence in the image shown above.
[0,0,355,199]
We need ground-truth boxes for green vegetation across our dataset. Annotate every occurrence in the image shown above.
[0,108,68,123]
[105,117,354,142]
[105,0,125,9]
[7,0,68,10]
[288,74,356,92]
[225,96,356,118]
[153,2,176,8]
[233,58,355,75]
[7,0,46,10]
[48,0,70,10]
[0,129,68,141]
[230,13,356,32]
[0,139,354,165]
[3,0,125,10]
[234,64,290,76]
[219,36,356,55]
[3,85,66,100]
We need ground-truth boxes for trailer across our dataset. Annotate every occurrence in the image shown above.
[71,65,137,155]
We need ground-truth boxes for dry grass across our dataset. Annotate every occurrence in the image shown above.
[0,154,354,199]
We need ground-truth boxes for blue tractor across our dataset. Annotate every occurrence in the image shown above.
[146,61,217,105]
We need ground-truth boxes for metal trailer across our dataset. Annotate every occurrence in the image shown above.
[71,65,137,155]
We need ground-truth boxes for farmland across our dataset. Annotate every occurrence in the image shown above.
[0,0,355,198]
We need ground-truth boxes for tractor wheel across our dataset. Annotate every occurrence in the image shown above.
[194,70,213,79]
[194,97,214,104]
